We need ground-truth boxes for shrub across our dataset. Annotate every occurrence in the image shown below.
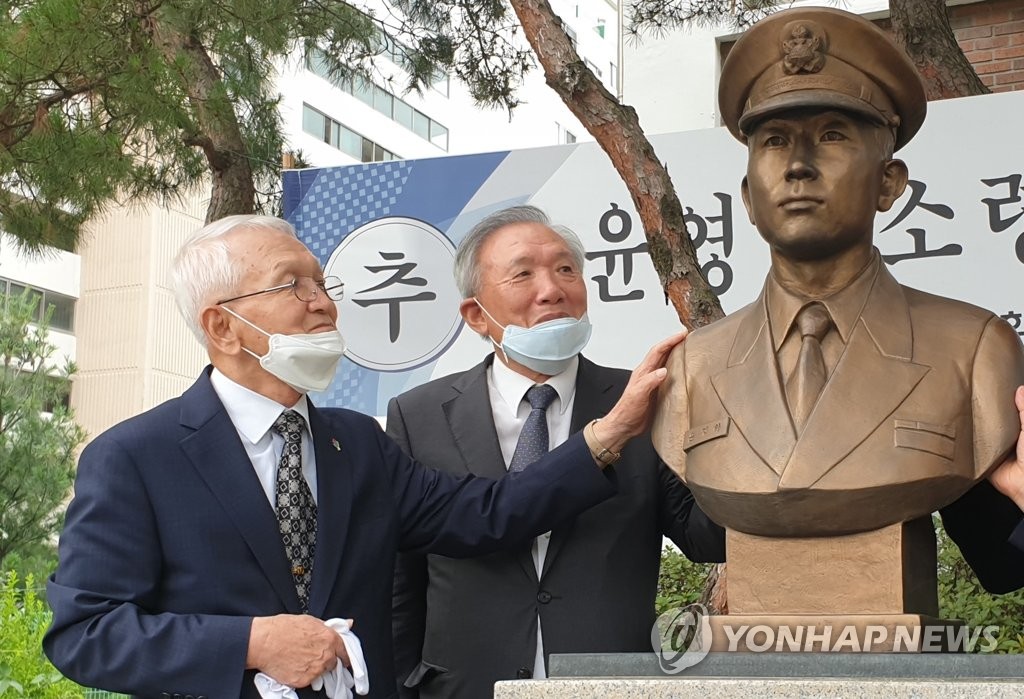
[0,571,83,698]
[656,545,712,615]
[937,518,1024,653]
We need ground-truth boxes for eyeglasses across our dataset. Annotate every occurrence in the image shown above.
[216,276,345,305]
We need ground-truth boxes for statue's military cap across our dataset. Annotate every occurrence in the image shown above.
[719,7,927,151]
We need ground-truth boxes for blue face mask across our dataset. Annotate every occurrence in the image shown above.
[474,300,593,376]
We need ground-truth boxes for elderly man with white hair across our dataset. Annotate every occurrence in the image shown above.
[43,214,681,699]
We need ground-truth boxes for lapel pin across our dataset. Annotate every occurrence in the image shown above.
[331,438,341,452]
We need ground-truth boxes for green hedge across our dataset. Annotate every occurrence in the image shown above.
[0,573,82,698]
[935,518,1024,653]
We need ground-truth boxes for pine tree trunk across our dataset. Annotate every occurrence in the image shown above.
[889,0,989,99]
[700,562,728,614]
[507,0,724,330]
[139,7,256,221]
[508,0,728,613]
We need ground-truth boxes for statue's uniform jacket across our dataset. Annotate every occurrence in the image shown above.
[653,261,1024,538]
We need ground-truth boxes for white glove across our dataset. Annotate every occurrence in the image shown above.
[312,618,369,698]
[255,618,369,699]
[253,672,296,699]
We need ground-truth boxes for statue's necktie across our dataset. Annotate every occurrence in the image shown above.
[271,410,317,612]
[786,303,833,431]
[509,384,558,473]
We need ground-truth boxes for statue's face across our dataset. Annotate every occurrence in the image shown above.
[741,109,905,262]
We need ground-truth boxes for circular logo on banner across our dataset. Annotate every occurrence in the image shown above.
[324,217,462,372]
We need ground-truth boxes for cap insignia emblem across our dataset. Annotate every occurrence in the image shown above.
[782,22,827,75]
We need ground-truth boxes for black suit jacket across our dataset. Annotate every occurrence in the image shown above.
[1014,520,1024,554]
[43,367,617,699]
[941,479,1024,593]
[388,355,725,699]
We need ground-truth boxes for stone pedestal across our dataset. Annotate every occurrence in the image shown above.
[726,518,938,615]
[491,653,1024,699]
[701,519,955,651]
[493,678,1024,698]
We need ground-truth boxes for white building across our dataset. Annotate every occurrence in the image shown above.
[282,0,622,168]
[0,235,79,369]
[621,0,891,135]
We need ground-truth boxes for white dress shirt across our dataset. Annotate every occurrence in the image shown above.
[210,369,318,505]
[486,355,579,679]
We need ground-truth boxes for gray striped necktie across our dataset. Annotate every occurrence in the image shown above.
[509,384,558,473]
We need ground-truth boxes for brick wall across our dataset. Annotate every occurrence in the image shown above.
[719,1,1024,95]
[952,0,1024,92]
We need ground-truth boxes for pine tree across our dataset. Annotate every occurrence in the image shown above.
[0,291,84,570]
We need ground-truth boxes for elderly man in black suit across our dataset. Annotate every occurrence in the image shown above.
[388,205,725,699]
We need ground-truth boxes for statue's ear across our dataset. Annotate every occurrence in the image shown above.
[878,159,909,213]
[740,176,755,225]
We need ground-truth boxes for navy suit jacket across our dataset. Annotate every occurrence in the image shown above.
[44,368,616,699]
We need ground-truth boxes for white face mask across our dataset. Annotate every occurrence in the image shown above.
[474,300,592,376]
[223,308,346,394]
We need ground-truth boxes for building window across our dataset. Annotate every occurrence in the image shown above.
[301,104,400,163]
[302,107,328,141]
[609,62,617,90]
[429,69,450,97]
[412,110,431,140]
[377,30,451,97]
[361,138,375,163]
[555,122,577,145]
[305,49,450,151]
[0,277,76,333]
[352,76,374,107]
[595,19,606,38]
[340,126,362,157]
[394,99,415,130]
[376,29,405,66]
[429,122,449,150]
[46,293,75,332]
[585,59,603,78]
[557,121,581,145]
[373,85,395,118]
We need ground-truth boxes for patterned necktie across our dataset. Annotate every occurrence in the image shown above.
[271,410,317,612]
[786,303,833,431]
[509,384,558,473]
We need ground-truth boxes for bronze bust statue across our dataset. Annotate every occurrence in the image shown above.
[652,7,1024,539]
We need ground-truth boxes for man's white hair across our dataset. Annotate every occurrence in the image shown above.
[171,214,297,346]
[453,205,586,299]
